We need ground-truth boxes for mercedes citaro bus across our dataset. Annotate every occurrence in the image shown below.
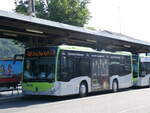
[22,45,133,97]
[132,55,150,87]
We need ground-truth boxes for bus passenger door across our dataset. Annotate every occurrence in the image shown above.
[100,58,109,90]
[91,58,109,91]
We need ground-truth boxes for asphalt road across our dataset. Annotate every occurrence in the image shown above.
[1,88,150,113]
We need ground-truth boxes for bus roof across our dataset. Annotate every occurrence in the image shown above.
[59,45,96,52]
[59,45,132,56]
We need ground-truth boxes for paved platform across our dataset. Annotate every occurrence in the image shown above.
[0,89,22,102]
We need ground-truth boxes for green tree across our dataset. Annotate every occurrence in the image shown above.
[0,39,24,58]
[15,0,91,27]
[15,0,28,15]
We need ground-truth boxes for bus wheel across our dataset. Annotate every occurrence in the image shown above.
[112,80,118,93]
[79,82,88,97]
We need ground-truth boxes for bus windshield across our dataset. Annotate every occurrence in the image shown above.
[141,62,150,75]
[24,57,55,82]
[23,47,57,82]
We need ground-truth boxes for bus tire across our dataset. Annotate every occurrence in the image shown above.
[79,81,88,97]
[112,80,118,93]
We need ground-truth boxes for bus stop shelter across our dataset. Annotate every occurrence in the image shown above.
[0,10,150,54]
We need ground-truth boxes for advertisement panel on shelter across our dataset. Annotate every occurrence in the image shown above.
[0,60,23,80]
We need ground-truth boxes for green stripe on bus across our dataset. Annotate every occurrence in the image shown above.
[22,82,54,92]
[133,78,138,82]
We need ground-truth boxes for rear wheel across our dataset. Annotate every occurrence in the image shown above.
[79,82,88,97]
[112,80,118,92]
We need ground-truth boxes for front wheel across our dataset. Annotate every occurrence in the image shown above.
[79,82,88,97]
[112,80,118,92]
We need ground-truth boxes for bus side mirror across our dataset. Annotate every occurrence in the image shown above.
[13,54,24,64]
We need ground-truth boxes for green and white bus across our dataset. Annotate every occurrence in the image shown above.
[132,55,150,87]
[22,45,133,96]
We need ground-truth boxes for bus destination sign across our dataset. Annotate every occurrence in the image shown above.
[26,48,56,57]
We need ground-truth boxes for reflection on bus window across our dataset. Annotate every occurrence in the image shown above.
[24,57,55,81]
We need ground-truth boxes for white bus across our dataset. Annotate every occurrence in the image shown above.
[22,45,133,97]
[133,55,150,87]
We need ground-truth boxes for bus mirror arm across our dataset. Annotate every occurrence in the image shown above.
[13,54,24,64]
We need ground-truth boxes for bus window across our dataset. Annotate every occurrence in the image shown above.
[140,62,146,76]
[120,56,131,76]
[79,58,90,76]
[60,56,76,81]
[109,56,121,76]
[132,55,139,78]
[125,56,131,74]
[101,59,109,76]
[109,55,131,76]
[92,59,99,76]
[24,58,38,80]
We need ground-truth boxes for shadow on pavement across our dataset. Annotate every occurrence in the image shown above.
[0,86,150,110]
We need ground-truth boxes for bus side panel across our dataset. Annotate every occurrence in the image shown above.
[137,75,150,86]
[109,55,132,89]
[57,77,91,96]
